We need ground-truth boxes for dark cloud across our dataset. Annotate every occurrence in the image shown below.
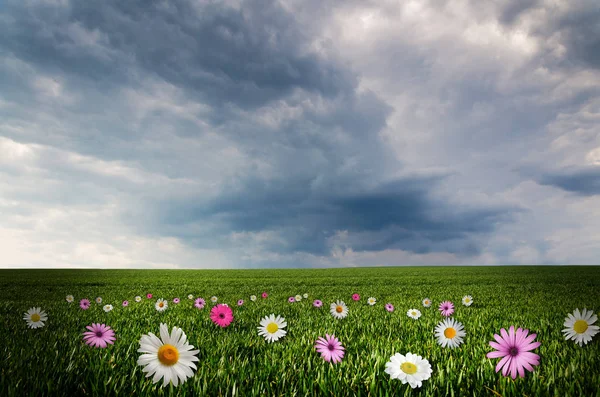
[535,166,600,196]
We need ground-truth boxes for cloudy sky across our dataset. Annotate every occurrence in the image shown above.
[1,0,599,269]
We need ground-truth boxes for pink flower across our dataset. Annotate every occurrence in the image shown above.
[352,293,360,301]
[262,292,268,299]
[82,323,116,348]
[486,326,541,379]
[210,304,234,327]
[313,299,323,308]
[80,299,91,310]
[439,301,455,317]
[194,297,205,309]
[315,334,345,363]
[146,293,152,299]
[385,303,394,312]
[173,298,180,304]
[237,299,244,306]
[122,301,129,307]
[288,297,295,303]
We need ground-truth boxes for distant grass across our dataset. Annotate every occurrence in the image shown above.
[1,266,599,396]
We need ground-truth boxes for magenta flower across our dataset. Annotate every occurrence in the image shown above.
[315,334,345,363]
[173,298,180,304]
[262,292,268,299]
[82,323,116,348]
[288,297,295,303]
[439,301,454,317]
[80,299,91,310]
[486,326,541,379]
[146,293,152,299]
[352,293,360,301]
[122,300,129,307]
[313,299,323,308]
[210,304,234,327]
[385,303,394,312]
[194,297,205,309]
[237,299,244,306]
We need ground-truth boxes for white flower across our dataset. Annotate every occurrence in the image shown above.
[462,295,473,306]
[95,297,103,304]
[257,314,287,343]
[295,294,302,302]
[330,300,348,319]
[303,293,308,299]
[407,309,421,320]
[137,323,200,387]
[135,296,142,302]
[562,308,599,347]
[385,352,433,389]
[103,304,114,313]
[435,318,466,348]
[23,307,48,329]
[250,295,257,302]
[367,297,377,306]
[422,298,432,308]
[155,298,168,312]
[66,295,74,303]
[210,296,218,303]
[187,294,194,300]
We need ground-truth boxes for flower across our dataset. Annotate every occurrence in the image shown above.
[173,298,180,304]
[486,325,541,379]
[66,295,74,303]
[562,308,599,347]
[385,352,433,389]
[439,301,454,317]
[352,293,360,301]
[155,299,168,312]
[80,299,91,310]
[385,303,394,312]
[137,323,199,388]
[188,294,194,300]
[135,296,142,303]
[23,307,48,329]
[262,292,268,299]
[295,294,302,302]
[210,296,218,304]
[95,297,103,304]
[303,293,308,299]
[435,318,466,348]
[237,299,244,306]
[83,323,116,348]
[330,300,348,319]
[315,334,345,363]
[258,314,287,343]
[462,295,473,306]
[250,295,257,301]
[367,297,376,306]
[422,298,432,308]
[288,297,295,303]
[103,304,113,313]
[194,298,205,310]
[407,309,421,320]
[210,304,234,327]
[122,301,129,307]
[313,299,323,308]
[147,293,153,299]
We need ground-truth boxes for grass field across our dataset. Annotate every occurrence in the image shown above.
[1,266,599,396]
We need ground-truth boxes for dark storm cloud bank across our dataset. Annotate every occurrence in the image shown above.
[532,167,600,196]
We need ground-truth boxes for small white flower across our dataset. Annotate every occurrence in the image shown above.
[330,301,348,319]
[422,298,432,308]
[188,294,194,300]
[303,293,308,299]
[295,294,302,302]
[23,307,48,329]
[66,295,74,303]
[462,295,473,306]
[367,297,377,306]
[250,295,257,302]
[435,318,466,348]
[155,298,168,312]
[407,309,421,320]
[385,352,433,389]
[95,297,103,304]
[257,314,287,343]
[562,308,599,347]
[103,304,114,312]
[210,296,218,303]
[135,296,142,302]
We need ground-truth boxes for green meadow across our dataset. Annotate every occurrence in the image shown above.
[1,266,599,396]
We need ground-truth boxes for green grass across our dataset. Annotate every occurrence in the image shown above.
[1,266,599,396]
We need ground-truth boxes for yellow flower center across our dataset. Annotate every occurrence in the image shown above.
[266,323,279,333]
[465,298,470,302]
[425,300,429,304]
[159,302,164,308]
[31,314,41,322]
[336,306,343,313]
[157,344,179,366]
[400,362,417,374]
[444,327,457,338]
[412,311,417,316]
[573,320,589,334]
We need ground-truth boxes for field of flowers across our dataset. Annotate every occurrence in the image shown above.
[1,266,599,396]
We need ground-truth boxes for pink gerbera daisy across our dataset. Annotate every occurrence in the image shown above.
[288,297,295,303]
[146,293,152,299]
[385,303,394,312]
[194,297,205,309]
[262,292,268,299]
[439,301,454,317]
[82,323,116,348]
[122,300,129,307]
[352,293,360,301]
[313,299,323,308]
[80,299,91,310]
[315,334,345,363]
[173,298,180,304]
[210,304,234,327]
[237,299,244,306]
[486,326,541,379]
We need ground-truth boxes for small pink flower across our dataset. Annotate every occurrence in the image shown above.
[82,323,116,348]
[315,334,345,363]
[122,301,129,307]
[352,293,360,301]
[262,292,268,299]
[80,299,91,310]
[237,299,244,306]
[313,299,323,308]
[146,293,152,299]
[439,301,455,317]
[385,303,394,312]
[487,326,541,379]
[210,304,234,327]
[288,297,295,303]
[173,298,180,304]
[194,297,205,310]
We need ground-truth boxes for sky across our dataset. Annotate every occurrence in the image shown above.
[1,0,599,269]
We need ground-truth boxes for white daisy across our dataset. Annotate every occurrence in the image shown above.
[330,300,348,319]
[250,295,257,302]
[66,295,74,303]
[422,298,432,308]
[385,352,433,389]
[257,314,287,343]
[23,307,48,329]
[135,296,142,302]
[103,304,114,313]
[367,297,377,306]
[303,293,309,299]
[155,298,168,312]
[295,294,302,302]
[562,308,599,347]
[95,297,103,304]
[210,296,218,304]
[137,323,200,388]
[462,295,473,306]
[407,309,421,320]
[187,294,194,300]
[435,318,466,349]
